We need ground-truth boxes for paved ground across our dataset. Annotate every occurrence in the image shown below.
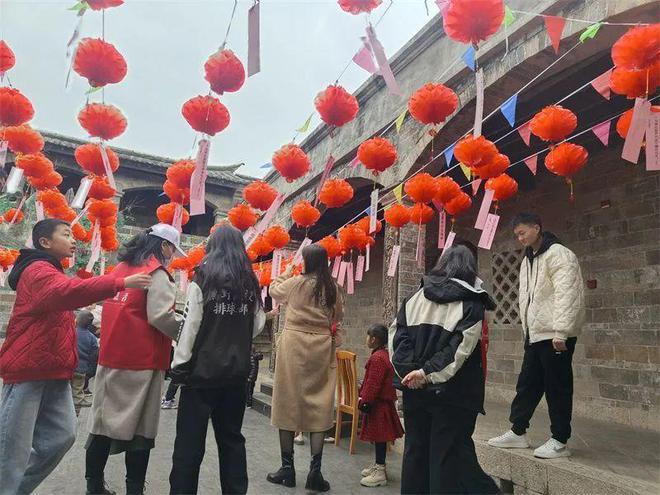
[35,406,403,495]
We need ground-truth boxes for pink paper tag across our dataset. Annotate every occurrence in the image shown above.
[172,204,184,232]
[415,225,423,268]
[35,200,45,221]
[353,39,378,74]
[293,237,312,265]
[646,111,660,171]
[179,270,189,294]
[473,69,484,137]
[99,144,117,190]
[622,98,651,164]
[315,155,335,199]
[441,231,456,257]
[366,243,371,271]
[332,256,342,278]
[592,120,611,147]
[475,188,494,230]
[71,177,93,209]
[355,255,365,282]
[524,155,538,175]
[438,210,446,248]
[366,25,402,96]
[346,261,355,294]
[518,122,531,146]
[245,193,286,245]
[271,250,282,279]
[478,213,500,250]
[248,1,261,77]
[369,189,379,233]
[0,140,7,168]
[190,139,210,216]
[8,195,27,225]
[337,261,348,287]
[387,245,401,277]
[85,222,102,272]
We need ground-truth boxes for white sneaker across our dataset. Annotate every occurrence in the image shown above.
[360,463,376,477]
[360,464,387,487]
[487,430,530,449]
[293,433,305,445]
[534,438,571,459]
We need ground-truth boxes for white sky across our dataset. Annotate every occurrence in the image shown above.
[1,0,434,178]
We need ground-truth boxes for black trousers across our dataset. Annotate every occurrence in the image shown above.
[169,385,248,495]
[165,380,179,401]
[85,434,150,483]
[401,397,500,495]
[246,380,255,406]
[510,338,576,443]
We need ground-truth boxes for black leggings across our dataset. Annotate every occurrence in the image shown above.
[375,442,387,465]
[278,429,325,457]
[85,434,151,482]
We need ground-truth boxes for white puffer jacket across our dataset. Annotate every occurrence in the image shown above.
[518,233,585,343]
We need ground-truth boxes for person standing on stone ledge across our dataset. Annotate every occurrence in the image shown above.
[488,212,585,459]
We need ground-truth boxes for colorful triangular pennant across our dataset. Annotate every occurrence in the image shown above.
[503,5,515,27]
[592,120,611,146]
[297,113,313,133]
[524,155,538,175]
[500,94,518,127]
[580,22,602,43]
[591,69,612,101]
[518,122,531,146]
[353,38,378,74]
[260,162,273,169]
[459,163,472,180]
[393,183,403,203]
[462,46,476,71]
[543,15,566,54]
[395,108,407,133]
[443,143,456,165]
[471,178,482,195]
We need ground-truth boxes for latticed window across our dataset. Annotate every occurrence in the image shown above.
[491,249,523,325]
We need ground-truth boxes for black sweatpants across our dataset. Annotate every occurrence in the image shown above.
[510,338,576,444]
[401,398,500,495]
[85,434,151,483]
[164,380,179,401]
[169,385,248,495]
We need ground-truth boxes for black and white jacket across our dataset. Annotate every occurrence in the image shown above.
[389,275,495,413]
[171,274,265,388]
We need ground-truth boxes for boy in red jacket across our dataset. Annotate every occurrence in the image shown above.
[0,219,151,495]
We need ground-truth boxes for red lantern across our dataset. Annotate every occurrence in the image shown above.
[0,248,20,269]
[434,176,461,205]
[317,235,341,259]
[101,226,120,252]
[409,203,434,225]
[1,125,44,155]
[88,198,118,221]
[47,206,77,223]
[204,49,245,95]
[475,153,510,179]
[77,269,94,279]
[228,203,258,231]
[319,179,354,208]
[485,174,518,202]
[337,0,382,15]
[16,153,54,178]
[272,144,311,182]
[544,142,588,177]
[256,263,273,288]
[291,200,321,228]
[73,38,127,87]
[74,143,119,176]
[454,135,498,169]
[443,0,505,46]
[610,63,660,99]
[314,85,359,127]
[38,189,68,210]
[72,223,88,242]
[408,83,458,126]
[187,246,206,268]
[356,216,382,235]
[88,176,116,200]
[78,103,127,140]
[28,172,62,191]
[3,208,24,224]
[166,160,195,189]
[358,137,398,174]
[243,180,278,211]
[404,173,440,204]
[611,24,660,71]
[181,95,230,136]
[264,225,290,249]
[444,192,472,217]
[250,235,274,258]
[530,105,577,143]
[616,109,633,139]
[339,224,368,252]
[0,87,34,126]
[157,202,190,226]
[0,40,16,74]
[163,180,190,205]
[86,0,124,10]
[384,204,410,229]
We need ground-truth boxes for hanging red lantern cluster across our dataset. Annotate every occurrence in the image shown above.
[315,85,359,127]
[0,87,34,126]
[74,143,119,177]
[358,137,398,175]
[255,262,273,288]
[455,135,498,169]
[87,198,118,228]
[485,174,518,202]
[291,200,321,228]
[319,179,354,208]
[337,0,382,15]
[74,38,127,87]
[38,189,78,223]
[243,180,278,211]
[228,203,258,231]
[474,153,510,179]
[1,125,44,155]
[530,105,577,143]
[205,49,246,95]
[544,142,588,177]
[434,176,461,206]
[0,248,20,270]
[88,175,116,200]
[157,202,191,227]
[15,153,63,192]
[356,216,382,235]
[264,225,290,249]
[404,173,439,204]
[3,208,24,224]
[408,83,458,127]
[249,235,274,258]
[339,224,368,253]
[443,0,505,46]
[181,95,230,136]
[0,40,16,75]
[444,191,472,217]
[611,24,660,71]
[166,159,195,188]
[100,225,120,252]
[410,203,434,225]
[611,63,660,99]
[317,235,342,259]
[384,203,411,229]
[78,103,127,141]
[272,144,311,182]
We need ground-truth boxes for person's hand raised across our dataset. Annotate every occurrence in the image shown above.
[124,273,152,289]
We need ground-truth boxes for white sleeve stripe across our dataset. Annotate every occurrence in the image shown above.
[172,282,204,368]
[426,320,481,384]
[387,317,402,379]
[405,291,463,332]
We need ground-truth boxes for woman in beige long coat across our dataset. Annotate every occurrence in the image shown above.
[267,244,343,493]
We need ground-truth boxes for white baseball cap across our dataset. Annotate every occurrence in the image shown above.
[149,223,186,256]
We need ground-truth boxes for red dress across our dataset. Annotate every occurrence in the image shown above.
[358,348,405,443]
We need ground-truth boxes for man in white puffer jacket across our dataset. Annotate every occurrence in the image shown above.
[488,213,585,459]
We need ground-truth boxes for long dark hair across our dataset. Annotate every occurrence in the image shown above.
[197,225,261,307]
[118,228,171,266]
[302,244,336,312]
[430,245,478,286]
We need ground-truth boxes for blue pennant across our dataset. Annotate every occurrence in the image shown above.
[500,94,518,127]
[443,143,456,166]
[462,46,476,71]
[260,162,273,169]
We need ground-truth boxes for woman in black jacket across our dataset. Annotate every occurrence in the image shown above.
[390,245,500,495]
[168,225,265,495]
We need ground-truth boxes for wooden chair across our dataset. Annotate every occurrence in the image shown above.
[334,350,359,454]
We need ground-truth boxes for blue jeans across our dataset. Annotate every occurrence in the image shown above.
[0,380,77,495]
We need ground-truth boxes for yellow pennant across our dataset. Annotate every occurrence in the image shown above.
[393,183,403,203]
[296,113,313,133]
[459,162,472,180]
[395,109,407,133]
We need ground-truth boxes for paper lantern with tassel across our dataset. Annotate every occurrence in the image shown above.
[611,24,660,71]
[243,180,278,211]
[181,95,230,136]
[314,85,359,127]
[0,87,34,126]
[317,235,341,259]
[246,247,258,262]
[73,38,127,87]
[256,263,273,288]
[475,153,510,179]
[264,225,290,249]
[530,105,577,143]
[16,153,54,178]
[358,137,397,174]
[228,203,258,231]
[163,180,190,205]
[1,125,43,155]
[356,216,382,235]
[157,202,190,226]
[166,160,195,189]
[319,178,354,208]
[611,64,660,99]
[0,40,16,74]
[434,176,461,205]
[75,143,119,176]
[545,142,588,177]
[88,176,116,200]
[485,174,518,202]
[86,0,124,10]
[204,49,245,95]
[410,203,434,225]
[272,144,311,182]
[337,0,382,15]
[616,109,633,139]
[408,83,458,126]
[38,189,68,210]
[250,235,274,258]
[444,192,472,217]
[101,226,120,252]
[443,0,505,46]
[404,173,439,204]
[72,223,88,242]
[384,204,410,229]
[339,224,368,253]
[28,171,62,191]
[455,135,498,169]
[291,200,321,228]
[78,103,127,141]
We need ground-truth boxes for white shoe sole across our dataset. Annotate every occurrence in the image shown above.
[487,439,530,449]
[534,449,571,459]
[360,479,387,487]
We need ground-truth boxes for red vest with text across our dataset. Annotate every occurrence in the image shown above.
[99,257,173,370]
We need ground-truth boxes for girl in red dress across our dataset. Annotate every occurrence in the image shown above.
[358,324,404,487]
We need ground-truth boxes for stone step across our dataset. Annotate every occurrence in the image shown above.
[260,381,273,397]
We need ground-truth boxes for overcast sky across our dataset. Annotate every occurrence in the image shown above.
[2,0,434,178]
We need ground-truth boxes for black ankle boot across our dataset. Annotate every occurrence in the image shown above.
[305,454,330,492]
[85,477,115,495]
[266,451,296,487]
[125,479,145,495]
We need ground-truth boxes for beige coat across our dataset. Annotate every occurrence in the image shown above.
[270,273,343,433]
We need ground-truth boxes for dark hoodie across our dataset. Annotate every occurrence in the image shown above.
[8,249,62,290]
[525,231,561,265]
[390,276,495,413]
